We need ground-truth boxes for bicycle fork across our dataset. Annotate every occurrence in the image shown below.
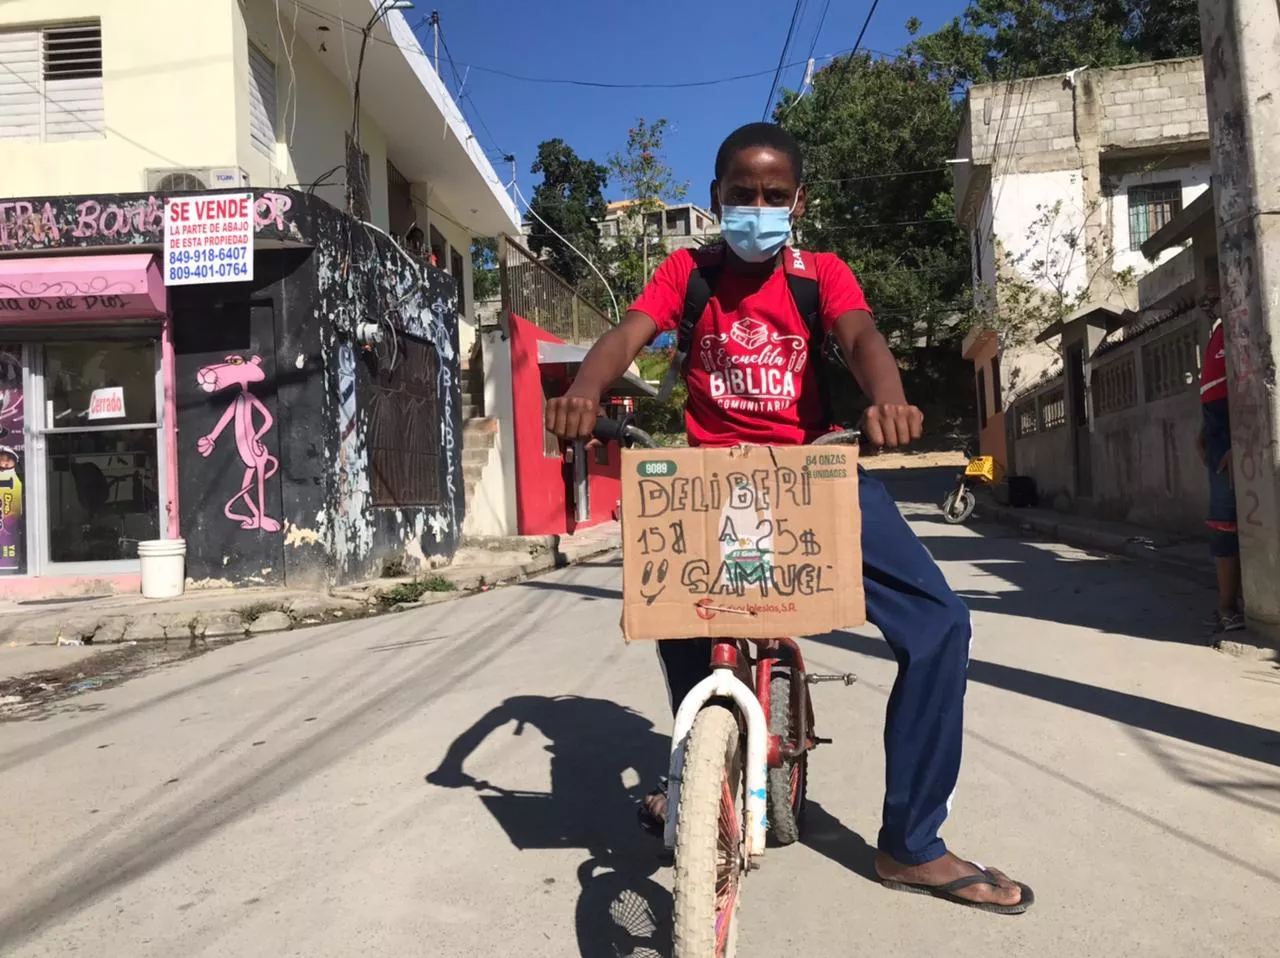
[665,668,770,860]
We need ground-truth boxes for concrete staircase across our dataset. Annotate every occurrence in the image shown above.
[459,352,499,520]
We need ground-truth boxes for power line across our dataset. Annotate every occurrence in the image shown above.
[803,0,836,66]
[808,166,950,185]
[293,2,860,91]
[764,0,807,119]
[435,18,509,159]
[849,0,884,67]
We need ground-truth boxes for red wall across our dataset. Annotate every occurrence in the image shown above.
[509,314,621,536]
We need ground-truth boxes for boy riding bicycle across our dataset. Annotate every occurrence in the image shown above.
[544,122,1032,914]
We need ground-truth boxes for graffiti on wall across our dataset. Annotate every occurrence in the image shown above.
[0,347,23,573]
[336,342,359,511]
[0,192,296,251]
[196,355,282,533]
[315,224,462,576]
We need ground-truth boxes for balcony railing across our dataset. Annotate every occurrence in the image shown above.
[498,234,615,344]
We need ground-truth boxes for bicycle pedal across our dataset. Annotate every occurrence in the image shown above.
[812,736,834,747]
[806,672,857,686]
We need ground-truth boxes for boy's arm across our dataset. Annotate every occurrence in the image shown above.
[545,311,658,440]
[832,310,924,448]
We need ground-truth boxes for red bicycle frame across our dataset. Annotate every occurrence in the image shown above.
[708,636,818,771]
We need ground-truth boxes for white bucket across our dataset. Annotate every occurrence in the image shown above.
[137,538,187,599]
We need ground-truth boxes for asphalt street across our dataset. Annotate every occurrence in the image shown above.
[1,470,1276,957]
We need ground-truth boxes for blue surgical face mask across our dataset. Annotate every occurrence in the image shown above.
[719,191,798,263]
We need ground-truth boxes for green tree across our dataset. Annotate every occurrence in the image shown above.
[780,54,971,349]
[909,1,1202,93]
[526,139,610,287]
[606,118,690,306]
[471,237,500,302]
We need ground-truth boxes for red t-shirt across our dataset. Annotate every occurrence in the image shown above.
[1201,323,1228,404]
[631,247,871,447]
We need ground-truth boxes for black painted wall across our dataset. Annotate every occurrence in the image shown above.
[0,188,464,588]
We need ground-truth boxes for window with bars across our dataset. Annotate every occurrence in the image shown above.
[1015,400,1038,438]
[1040,388,1067,430]
[1092,355,1138,416]
[367,334,444,508]
[248,42,277,157]
[0,22,103,142]
[1128,183,1183,250]
[1142,325,1201,402]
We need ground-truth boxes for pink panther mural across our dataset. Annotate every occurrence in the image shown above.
[196,355,281,532]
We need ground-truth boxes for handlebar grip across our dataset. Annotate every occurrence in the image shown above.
[591,415,632,444]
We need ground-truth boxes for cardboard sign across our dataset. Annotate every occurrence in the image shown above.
[620,444,865,642]
[163,193,254,286]
[87,386,125,420]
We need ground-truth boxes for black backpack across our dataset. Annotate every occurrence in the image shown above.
[661,246,839,425]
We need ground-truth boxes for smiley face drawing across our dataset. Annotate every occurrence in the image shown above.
[640,558,670,606]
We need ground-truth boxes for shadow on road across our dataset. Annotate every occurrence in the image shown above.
[426,695,672,957]
[809,629,1280,770]
[873,468,1214,647]
[800,801,879,884]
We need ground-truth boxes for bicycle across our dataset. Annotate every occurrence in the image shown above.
[595,416,861,958]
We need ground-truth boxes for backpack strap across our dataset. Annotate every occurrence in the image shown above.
[656,247,724,402]
[783,249,836,427]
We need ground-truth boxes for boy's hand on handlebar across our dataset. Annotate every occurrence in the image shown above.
[545,393,602,441]
[862,403,924,449]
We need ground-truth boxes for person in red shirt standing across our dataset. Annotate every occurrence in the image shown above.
[1197,280,1244,633]
[546,123,1031,914]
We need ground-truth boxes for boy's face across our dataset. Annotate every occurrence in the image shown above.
[0,453,15,471]
[711,146,806,220]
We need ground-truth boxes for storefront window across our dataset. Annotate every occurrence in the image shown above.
[41,341,161,564]
[45,429,159,562]
[44,341,157,427]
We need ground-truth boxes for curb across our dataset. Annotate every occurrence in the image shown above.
[978,503,1211,581]
[2,529,624,650]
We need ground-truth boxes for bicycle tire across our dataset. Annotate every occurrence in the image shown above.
[766,670,807,846]
[672,704,743,958]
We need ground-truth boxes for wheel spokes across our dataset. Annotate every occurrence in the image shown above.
[714,776,742,955]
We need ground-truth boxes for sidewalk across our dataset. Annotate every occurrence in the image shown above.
[977,497,1277,659]
[0,523,622,686]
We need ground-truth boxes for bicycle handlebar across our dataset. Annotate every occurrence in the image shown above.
[591,416,862,451]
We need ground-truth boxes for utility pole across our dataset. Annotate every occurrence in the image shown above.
[1199,0,1280,641]
[503,153,517,205]
[430,10,440,74]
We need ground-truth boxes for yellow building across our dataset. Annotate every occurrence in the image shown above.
[0,0,520,343]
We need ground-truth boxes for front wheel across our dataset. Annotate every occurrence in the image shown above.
[672,705,743,958]
[942,487,976,524]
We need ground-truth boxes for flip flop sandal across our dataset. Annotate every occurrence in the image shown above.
[880,862,1034,916]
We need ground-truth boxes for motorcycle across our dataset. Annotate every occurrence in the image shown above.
[941,446,1003,525]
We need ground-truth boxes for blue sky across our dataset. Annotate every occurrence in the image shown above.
[413,0,967,206]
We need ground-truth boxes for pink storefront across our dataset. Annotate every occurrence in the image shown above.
[0,253,178,597]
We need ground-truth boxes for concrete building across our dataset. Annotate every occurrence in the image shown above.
[599,199,719,253]
[953,57,1211,473]
[0,0,518,353]
[0,0,520,597]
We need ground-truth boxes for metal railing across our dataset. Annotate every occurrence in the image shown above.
[498,234,615,344]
